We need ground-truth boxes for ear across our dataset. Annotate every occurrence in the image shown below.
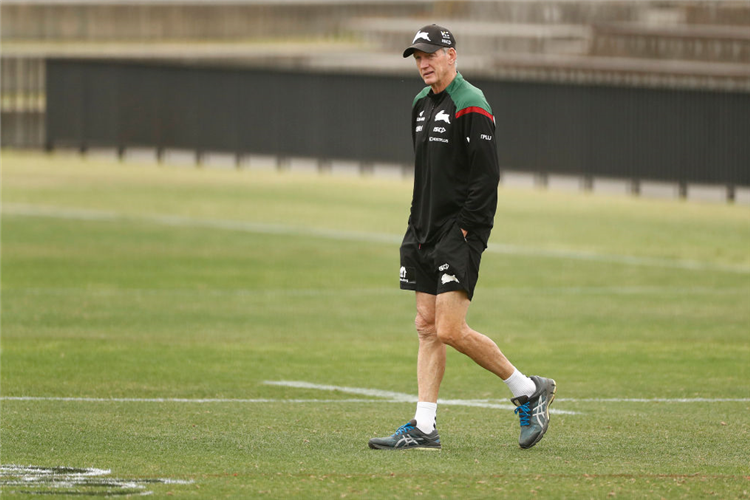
[448,48,457,65]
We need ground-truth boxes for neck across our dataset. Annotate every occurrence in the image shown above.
[430,69,457,94]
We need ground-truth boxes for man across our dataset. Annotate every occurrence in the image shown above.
[368,25,556,451]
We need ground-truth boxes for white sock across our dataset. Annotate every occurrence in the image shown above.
[503,368,537,399]
[414,402,437,433]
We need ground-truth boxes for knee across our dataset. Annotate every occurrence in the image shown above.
[435,322,467,348]
[415,313,437,341]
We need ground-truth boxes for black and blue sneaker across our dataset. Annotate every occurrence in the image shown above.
[368,420,441,450]
[511,376,557,449]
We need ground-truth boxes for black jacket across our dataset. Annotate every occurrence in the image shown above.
[408,72,500,245]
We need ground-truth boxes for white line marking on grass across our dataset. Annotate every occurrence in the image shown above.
[9,391,748,409]
[486,243,750,274]
[5,203,750,274]
[3,203,401,245]
[263,381,579,414]
[264,381,750,407]
[483,285,750,296]
[263,380,415,402]
[1,396,576,415]
[1,393,577,415]
[0,465,112,478]
[10,286,398,299]
[0,465,193,496]
[10,285,748,300]
[5,394,746,406]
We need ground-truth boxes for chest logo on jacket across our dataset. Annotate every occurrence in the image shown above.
[435,110,451,124]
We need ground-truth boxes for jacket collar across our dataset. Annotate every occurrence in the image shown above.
[431,71,463,97]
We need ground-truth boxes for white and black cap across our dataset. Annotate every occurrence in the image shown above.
[403,24,456,58]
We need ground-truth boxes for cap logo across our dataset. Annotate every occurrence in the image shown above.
[413,30,431,43]
[441,31,452,45]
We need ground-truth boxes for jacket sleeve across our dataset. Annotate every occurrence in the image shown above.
[456,108,500,233]
[407,100,422,227]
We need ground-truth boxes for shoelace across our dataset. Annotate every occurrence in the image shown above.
[514,403,531,426]
[393,422,415,436]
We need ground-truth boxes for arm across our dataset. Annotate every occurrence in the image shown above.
[456,108,500,234]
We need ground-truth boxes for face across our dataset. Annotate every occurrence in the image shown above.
[413,48,456,93]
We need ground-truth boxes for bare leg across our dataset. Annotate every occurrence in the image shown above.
[434,290,515,380]
[415,292,445,403]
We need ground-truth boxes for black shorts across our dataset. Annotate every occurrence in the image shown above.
[399,220,489,301]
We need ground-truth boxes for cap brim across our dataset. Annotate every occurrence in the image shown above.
[403,43,442,58]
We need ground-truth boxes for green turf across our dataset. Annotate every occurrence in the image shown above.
[2,151,749,498]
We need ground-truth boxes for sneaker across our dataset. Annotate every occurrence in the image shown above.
[511,376,556,449]
[368,419,441,450]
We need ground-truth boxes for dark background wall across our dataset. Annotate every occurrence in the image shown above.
[46,59,750,188]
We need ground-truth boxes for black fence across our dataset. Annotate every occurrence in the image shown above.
[46,59,750,191]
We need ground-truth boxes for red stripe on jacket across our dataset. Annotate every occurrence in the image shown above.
[455,106,494,121]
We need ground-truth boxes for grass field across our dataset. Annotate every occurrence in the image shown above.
[2,151,749,498]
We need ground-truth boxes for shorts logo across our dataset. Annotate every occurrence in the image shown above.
[438,263,449,271]
[400,266,416,285]
[441,273,459,284]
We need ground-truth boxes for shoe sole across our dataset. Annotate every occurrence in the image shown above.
[368,442,442,451]
[520,378,556,450]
